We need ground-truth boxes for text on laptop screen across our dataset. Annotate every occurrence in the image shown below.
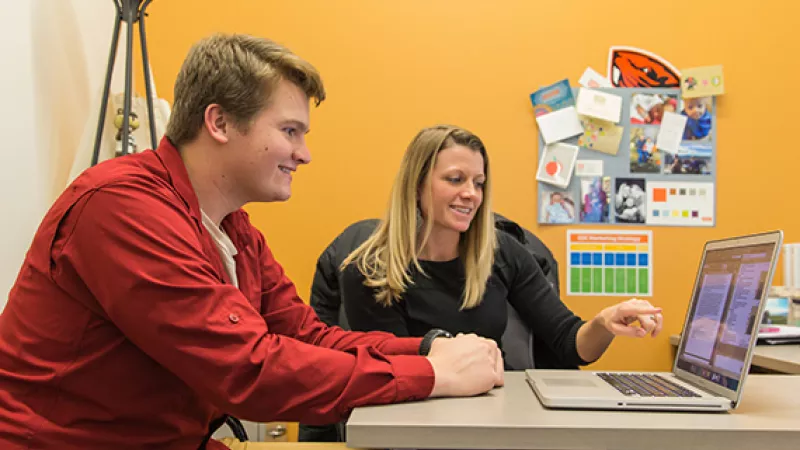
[676,243,776,391]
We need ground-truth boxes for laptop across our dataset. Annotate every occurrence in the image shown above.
[526,231,783,412]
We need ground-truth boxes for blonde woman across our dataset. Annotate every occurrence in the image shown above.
[341,125,665,368]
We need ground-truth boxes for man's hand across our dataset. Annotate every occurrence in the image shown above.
[426,333,504,398]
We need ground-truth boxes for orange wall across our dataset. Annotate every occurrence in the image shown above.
[143,0,797,371]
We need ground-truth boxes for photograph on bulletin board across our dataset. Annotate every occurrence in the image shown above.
[579,177,611,223]
[629,127,662,174]
[539,184,577,225]
[680,97,713,142]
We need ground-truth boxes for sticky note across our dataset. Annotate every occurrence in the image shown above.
[681,65,724,98]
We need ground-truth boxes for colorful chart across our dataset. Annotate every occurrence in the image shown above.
[567,230,653,296]
[647,181,714,226]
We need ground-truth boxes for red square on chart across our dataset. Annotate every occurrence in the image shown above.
[653,188,667,202]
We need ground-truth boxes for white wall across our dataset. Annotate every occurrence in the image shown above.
[0,1,122,310]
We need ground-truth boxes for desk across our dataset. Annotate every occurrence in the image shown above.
[347,372,800,450]
[227,443,359,450]
[669,334,800,374]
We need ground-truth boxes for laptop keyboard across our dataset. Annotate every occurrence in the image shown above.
[597,373,702,397]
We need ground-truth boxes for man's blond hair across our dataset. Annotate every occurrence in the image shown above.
[342,125,497,310]
[166,34,326,147]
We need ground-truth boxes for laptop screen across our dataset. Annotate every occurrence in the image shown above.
[675,242,776,392]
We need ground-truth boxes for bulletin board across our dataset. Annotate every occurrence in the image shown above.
[535,87,717,228]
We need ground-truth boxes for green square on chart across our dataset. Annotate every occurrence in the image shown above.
[626,268,637,293]
[615,268,625,294]
[638,268,649,294]
[592,268,603,293]
[581,268,592,293]
[570,268,581,293]
[604,268,615,293]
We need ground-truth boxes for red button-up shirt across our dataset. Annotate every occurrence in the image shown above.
[0,138,434,449]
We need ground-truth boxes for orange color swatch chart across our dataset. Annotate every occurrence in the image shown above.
[647,181,714,226]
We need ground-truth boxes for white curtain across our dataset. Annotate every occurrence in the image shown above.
[67,65,171,185]
[1,0,169,306]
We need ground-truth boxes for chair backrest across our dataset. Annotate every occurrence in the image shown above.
[501,301,535,370]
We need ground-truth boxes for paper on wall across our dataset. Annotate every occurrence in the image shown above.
[576,88,623,123]
[536,106,584,144]
[655,112,688,154]
[579,67,612,88]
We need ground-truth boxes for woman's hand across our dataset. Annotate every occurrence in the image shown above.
[595,298,663,338]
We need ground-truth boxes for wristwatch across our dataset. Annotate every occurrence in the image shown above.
[418,328,454,356]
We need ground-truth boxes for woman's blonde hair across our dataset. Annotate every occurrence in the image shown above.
[166,33,325,147]
[342,125,497,310]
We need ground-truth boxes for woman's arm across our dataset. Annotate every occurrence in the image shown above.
[500,235,589,367]
[575,316,615,362]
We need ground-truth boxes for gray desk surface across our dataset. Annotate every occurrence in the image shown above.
[669,334,800,374]
[347,372,800,450]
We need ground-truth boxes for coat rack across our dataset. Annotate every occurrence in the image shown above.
[91,0,157,166]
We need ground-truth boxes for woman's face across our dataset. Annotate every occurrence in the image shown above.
[419,145,486,234]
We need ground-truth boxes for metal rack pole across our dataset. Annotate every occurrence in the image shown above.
[90,0,157,166]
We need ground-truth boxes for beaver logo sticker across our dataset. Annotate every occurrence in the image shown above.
[607,46,681,88]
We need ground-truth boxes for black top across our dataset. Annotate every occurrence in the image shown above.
[341,232,587,368]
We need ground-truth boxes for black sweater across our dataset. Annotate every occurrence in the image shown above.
[341,232,587,369]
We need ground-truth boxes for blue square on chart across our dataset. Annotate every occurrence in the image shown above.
[616,253,625,266]
[593,253,602,265]
[626,253,636,266]
[638,253,648,266]
[570,252,580,266]
[605,253,614,266]
[582,253,592,265]
[653,210,660,217]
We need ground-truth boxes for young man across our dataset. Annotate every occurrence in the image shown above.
[0,34,503,449]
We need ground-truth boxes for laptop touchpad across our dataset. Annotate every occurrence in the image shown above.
[542,378,598,387]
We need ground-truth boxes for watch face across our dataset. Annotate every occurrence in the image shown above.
[435,330,452,339]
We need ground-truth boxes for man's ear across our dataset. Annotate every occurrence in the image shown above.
[203,104,229,144]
